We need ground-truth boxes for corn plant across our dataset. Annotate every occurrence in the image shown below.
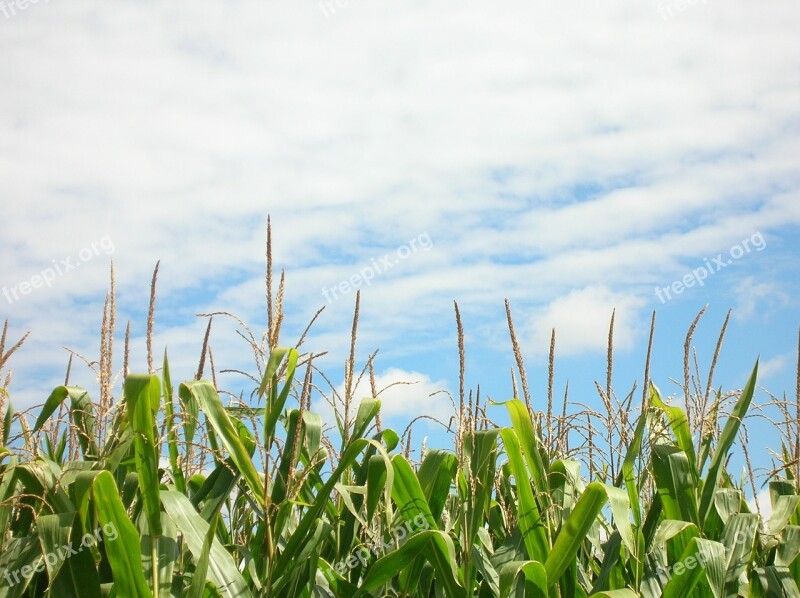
[0,227,798,596]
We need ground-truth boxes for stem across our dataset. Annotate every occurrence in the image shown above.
[151,535,160,597]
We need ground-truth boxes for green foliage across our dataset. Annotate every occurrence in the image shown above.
[0,304,795,597]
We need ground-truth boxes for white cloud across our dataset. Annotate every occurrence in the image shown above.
[747,488,772,521]
[758,355,788,381]
[311,367,454,431]
[733,277,789,321]
[1,0,799,409]
[524,286,647,357]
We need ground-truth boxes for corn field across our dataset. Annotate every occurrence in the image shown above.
[1,232,799,597]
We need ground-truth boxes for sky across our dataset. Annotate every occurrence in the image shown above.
[1,0,799,501]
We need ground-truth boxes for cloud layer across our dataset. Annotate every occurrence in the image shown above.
[1,0,798,420]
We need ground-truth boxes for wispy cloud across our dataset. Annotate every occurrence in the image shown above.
[1,0,799,410]
[734,277,789,321]
[524,286,647,357]
[757,354,788,380]
[312,367,453,430]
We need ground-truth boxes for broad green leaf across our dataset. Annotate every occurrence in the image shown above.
[722,513,758,595]
[713,488,742,524]
[161,490,252,598]
[471,535,500,596]
[270,408,302,505]
[0,536,42,598]
[749,566,800,597]
[652,444,699,525]
[391,454,436,530]
[550,459,582,527]
[698,361,758,527]
[768,494,800,537]
[140,513,178,598]
[352,398,381,441]
[464,429,499,544]
[777,526,800,567]
[499,428,549,564]
[498,399,549,506]
[498,560,547,598]
[187,512,220,598]
[33,386,98,458]
[651,385,697,478]
[14,460,75,516]
[260,347,299,444]
[614,394,657,528]
[91,471,151,598]
[359,530,465,597]
[544,482,610,586]
[181,380,263,508]
[162,351,186,495]
[37,512,103,598]
[417,450,458,522]
[273,437,393,580]
[124,374,162,537]
[0,455,18,540]
[366,454,388,522]
[661,538,725,598]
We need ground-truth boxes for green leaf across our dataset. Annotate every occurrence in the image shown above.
[187,512,220,598]
[91,471,151,598]
[698,360,758,527]
[181,380,263,508]
[162,351,186,495]
[652,444,699,525]
[544,482,610,586]
[273,437,394,581]
[777,526,800,568]
[661,538,725,598]
[498,399,549,504]
[464,430,499,544]
[352,398,381,441]
[366,454,388,522]
[124,374,162,537]
[359,530,465,597]
[260,347,299,444]
[161,490,252,598]
[391,454,437,531]
[417,450,458,522]
[651,385,697,479]
[37,512,103,598]
[722,513,758,595]
[33,386,98,458]
[499,428,549,563]
[498,560,548,598]
[750,566,800,597]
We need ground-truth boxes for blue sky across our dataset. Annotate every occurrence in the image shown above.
[1,0,799,504]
